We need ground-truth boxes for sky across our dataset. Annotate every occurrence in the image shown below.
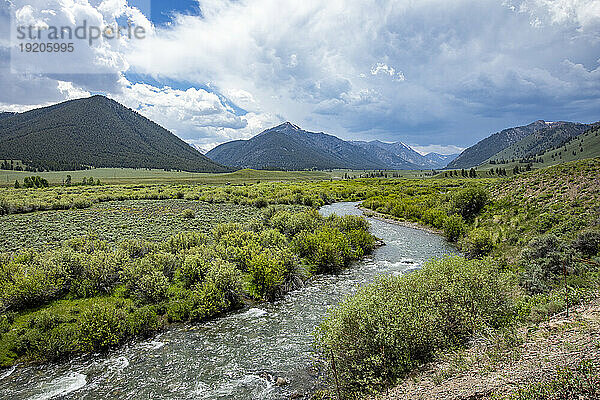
[1,0,599,154]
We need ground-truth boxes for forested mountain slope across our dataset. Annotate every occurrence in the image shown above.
[0,96,229,172]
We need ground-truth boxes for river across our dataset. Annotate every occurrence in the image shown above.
[0,202,456,400]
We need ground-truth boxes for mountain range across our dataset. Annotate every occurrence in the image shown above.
[206,122,457,170]
[475,124,600,171]
[0,96,228,172]
[484,121,592,163]
[2,95,594,174]
[448,120,594,169]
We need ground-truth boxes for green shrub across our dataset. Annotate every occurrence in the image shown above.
[451,186,488,221]
[464,228,495,258]
[22,176,48,188]
[246,249,293,300]
[121,258,169,304]
[270,209,323,237]
[213,230,261,271]
[29,310,64,332]
[0,313,12,334]
[253,197,269,208]
[8,318,79,362]
[204,259,242,306]
[293,227,353,273]
[259,228,288,248]
[345,229,376,258]
[183,261,242,322]
[519,291,567,323]
[64,235,109,254]
[316,256,515,396]
[327,214,370,233]
[0,254,67,311]
[422,207,447,229]
[572,230,600,257]
[128,306,161,337]
[71,198,92,209]
[176,253,211,289]
[443,214,466,242]
[69,251,121,298]
[146,251,181,280]
[78,302,129,351]
[212,222,245,240]
[188,282,228,322]
[39,324,80,361]
[497,359,600,399]
[261,205,281,221]
[164,231,208,253]
[165,290,194,322]
[535,212,560,233]
[519,235,573,294]
[119,239,159,259]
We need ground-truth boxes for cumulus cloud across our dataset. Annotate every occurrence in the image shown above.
[112,79,282,148]
[9,0,152,75]
[123,0,600,146]
[506,0,600,29]
[1,0,600,149]
[0,0,147,105]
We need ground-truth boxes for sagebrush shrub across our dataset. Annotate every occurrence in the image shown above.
[182,208,195,219]
[519,234,573,294]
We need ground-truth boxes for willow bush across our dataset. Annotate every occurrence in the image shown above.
[0,208,375,366]
[316,256,516,396]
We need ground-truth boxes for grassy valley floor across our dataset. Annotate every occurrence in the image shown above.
[0,200,297,252]
[0,167,439,187]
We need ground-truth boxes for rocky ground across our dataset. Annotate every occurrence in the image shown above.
[374,296,600,400]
